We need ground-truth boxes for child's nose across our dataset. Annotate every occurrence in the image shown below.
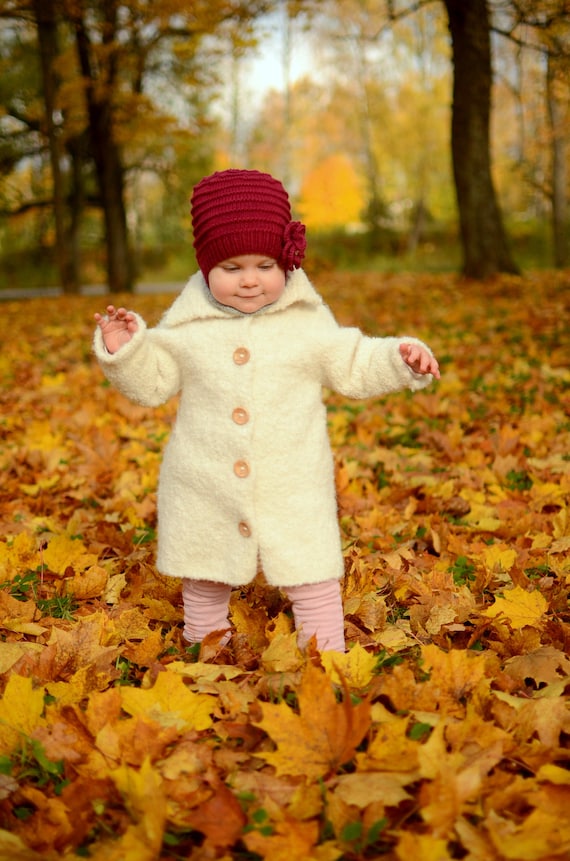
[240,268,258,286]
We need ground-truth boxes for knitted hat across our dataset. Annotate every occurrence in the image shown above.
[191,169,307,280]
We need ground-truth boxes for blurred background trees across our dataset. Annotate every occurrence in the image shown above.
[0,0,568,292]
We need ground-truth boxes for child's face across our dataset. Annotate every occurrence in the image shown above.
[208,254,286,314]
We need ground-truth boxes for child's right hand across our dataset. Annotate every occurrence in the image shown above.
[94,305,138,354]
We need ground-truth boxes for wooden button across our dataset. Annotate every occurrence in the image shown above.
[238,522,251,537]
[234,460,250,478]
[232,407,249,425]
[233,347,250,365]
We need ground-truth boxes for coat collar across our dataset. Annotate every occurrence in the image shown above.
[159,267,323,328]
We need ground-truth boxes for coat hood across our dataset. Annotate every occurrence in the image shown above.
[159,267,323,328]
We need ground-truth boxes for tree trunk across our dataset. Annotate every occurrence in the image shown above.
[444,0,519,278]
[33,0,81,293]
[72,1,133,293]
[546,49,569,268]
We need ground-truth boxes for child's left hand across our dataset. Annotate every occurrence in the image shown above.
[399,343,440,379]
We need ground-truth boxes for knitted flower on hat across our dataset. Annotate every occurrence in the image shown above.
[191,169,306,279]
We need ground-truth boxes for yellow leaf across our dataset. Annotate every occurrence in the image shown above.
[419,644,491,716]
[20,475,60,497]
[551,535,570,554]
[168,660,244,682]
[140,596,181,623]
[253,662,370,779]
[358,714,420,772]
[46,666,103,706]
[103,572,127,604]
[42,533,97,575]
[0,674,45,753]
[536,763,570,785]
[396,831,451,861]
[483,544,517,573]
[470,516,502,532]
[375,624,415,651]
[487,808,570,859]
[482,585,548,629]
[2,621,48,636]
[120,669,215,731]
[0,641,43,674]
[530,481,567,509]
[111,756,166,826]
[0,532,39,578]
[110,607,152,641]
[321,643,377,688]
[103,757,166,859]
[261,632,304,673]
[0,829,45,860]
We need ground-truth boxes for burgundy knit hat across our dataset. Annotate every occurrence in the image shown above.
[191,169,307,280]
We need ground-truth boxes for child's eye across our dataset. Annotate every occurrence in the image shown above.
[259,262,275,270]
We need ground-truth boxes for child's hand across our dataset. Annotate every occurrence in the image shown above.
[399,343,440,379]
[94,305,138,354]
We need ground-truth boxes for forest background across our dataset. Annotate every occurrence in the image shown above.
[0,0,569,292]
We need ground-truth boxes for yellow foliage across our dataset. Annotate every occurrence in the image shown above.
[0,675,45,754]
[298,153,364,229]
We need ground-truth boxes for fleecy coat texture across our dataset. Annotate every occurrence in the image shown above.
[93,268,435,588]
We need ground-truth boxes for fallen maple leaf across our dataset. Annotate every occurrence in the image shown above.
[504,646,570,687]
[42,533,98,575]
[482,584,548,629]
[0,674,45,753]
[253,662,370,779]
[321,642,378,688]
[395,831,451,861]
[357,713,421,772]
[486,807,570,860]
[243,815,340,861]
[332,771,412,808]
[120,668,216,731]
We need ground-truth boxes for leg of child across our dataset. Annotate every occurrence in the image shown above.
[182,579,232,645]
[283,579,346,652]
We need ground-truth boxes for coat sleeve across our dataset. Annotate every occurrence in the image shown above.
[93,314,182,407]
[316,306,435,398]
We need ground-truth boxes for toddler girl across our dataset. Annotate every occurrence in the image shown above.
[94,169,439,653]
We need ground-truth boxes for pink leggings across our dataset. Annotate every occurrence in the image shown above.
[182,578,345,652]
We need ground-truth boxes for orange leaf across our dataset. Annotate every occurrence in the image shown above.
[253,662,370,779]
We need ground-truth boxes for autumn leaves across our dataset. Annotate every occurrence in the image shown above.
[0,270,569,858]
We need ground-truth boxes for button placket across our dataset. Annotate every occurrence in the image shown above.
[232,341,253,539]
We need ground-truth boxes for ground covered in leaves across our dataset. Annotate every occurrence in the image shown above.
[0,270,568,861]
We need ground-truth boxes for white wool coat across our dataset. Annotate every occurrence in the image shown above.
[93,268,434,587]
